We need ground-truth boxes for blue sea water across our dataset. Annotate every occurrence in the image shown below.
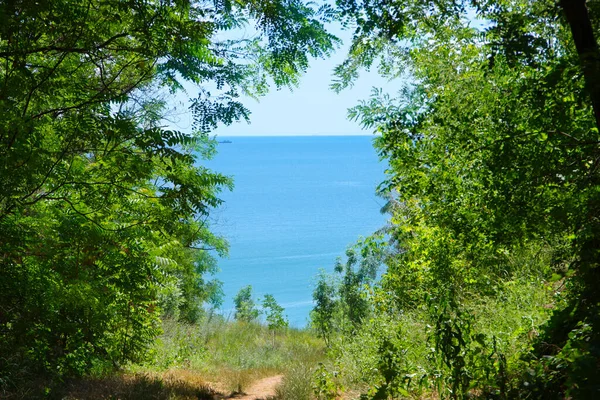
[204,136,386,327]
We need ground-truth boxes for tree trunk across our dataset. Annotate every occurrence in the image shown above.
[560,0,600,130]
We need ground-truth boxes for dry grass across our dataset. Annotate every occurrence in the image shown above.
[3,317,326,399]
[130,317,325,396]
[274,364,314,400]
[1,371,217,400]
[64,372,216,400]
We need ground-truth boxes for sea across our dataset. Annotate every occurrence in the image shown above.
[204,135,386,327]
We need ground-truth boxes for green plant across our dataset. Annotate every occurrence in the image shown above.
[366,336,411,399]
[311,272,338,345]
[313,363,344,400]
[276,364,314,400]
[234,286,261,322]
[263,294,289,332]
[131,315,326,394]
[0,0,337,380]
[311,238,385,344]
[326,0,600,396]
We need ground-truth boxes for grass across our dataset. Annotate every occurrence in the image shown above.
[1,371,216,400]
[315,275,559,399]
[61,372,217,400]
[275,363,314,400]
[3,277,558,400]
[3,274,558,400]
[3,314,325,399]
[131,313,326,396]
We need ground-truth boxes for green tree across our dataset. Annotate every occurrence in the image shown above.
[331,0,600,397]
[311,237,384,342]
[262,294,289,332]
[233,285,260,322]
[0,0,336,380]
[311,271,338,345]
[336,238,383,328]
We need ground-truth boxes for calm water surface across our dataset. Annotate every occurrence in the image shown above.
[204,136,386,327]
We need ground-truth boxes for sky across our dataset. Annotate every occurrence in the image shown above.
[167,24,398,137]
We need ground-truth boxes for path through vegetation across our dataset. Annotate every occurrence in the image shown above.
[227,375,283,400]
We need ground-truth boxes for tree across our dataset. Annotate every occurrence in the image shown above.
[262,294,288,332]
[311,271,338,344]
[0,0,336,380]
[233,285,260,322]
[310,237,384,343]
[262,294,288,347]
[331,0,600,397]
[337,239,383,327]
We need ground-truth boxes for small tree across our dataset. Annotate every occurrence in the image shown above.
[311,271,338,345]
[233,285,260,322]
[263,294,289,332]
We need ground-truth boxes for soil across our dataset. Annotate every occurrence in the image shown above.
[225,375,284,400]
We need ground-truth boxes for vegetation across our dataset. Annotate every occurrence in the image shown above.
[4,314,325,398]
[137,315,323,395]
[309,0,600,398]
[0,0,335,390]
[263,294,289,332]
[3,0,600,399]
[233,285,261,322]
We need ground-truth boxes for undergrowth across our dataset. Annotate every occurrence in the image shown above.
[3,314,325,399]
[312,276,559,399]
[132,313,325,394]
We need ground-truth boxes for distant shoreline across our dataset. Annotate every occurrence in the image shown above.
[213,134,379,138]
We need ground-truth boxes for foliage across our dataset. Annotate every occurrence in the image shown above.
[275,363,314,400]
[233,285,261,322]
[313,363,344,400]
[310,236,385,343]
[427,301,488,400]
[262,294,289,332]
[336,239,382,327]
[4,314,326,398]
[135,315,325,395]
[0,0,336,382]
[314,0,600,397]
[314,268,558,399]
[311,271,339,344]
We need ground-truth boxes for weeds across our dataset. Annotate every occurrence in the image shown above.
[275,364,314,400]
[135,314,325,395]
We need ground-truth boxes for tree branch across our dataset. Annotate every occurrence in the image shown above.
[560,0,600,130]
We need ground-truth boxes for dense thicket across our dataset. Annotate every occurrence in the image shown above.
[311,0,600,398]
[0,0,335,381]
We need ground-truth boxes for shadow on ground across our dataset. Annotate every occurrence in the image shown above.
[63,373,219,400]
[4,371,281,400]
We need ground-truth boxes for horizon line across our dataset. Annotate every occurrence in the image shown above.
[211,133,379,137]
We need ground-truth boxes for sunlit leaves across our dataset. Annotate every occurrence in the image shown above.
[0,0,336,379]
[332,0,600,397]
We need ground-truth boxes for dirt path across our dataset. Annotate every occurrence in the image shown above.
[227,375,284,400]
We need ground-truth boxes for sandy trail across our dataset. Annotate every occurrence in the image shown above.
[226,375,284,400]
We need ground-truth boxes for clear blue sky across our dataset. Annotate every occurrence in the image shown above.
[168,25,396,136]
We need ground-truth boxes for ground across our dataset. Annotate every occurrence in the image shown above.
[53,371,285,400]
[226,375,283,400]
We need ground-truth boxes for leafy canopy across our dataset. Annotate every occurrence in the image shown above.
[0,0,336,379]
[321,0,600,397]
